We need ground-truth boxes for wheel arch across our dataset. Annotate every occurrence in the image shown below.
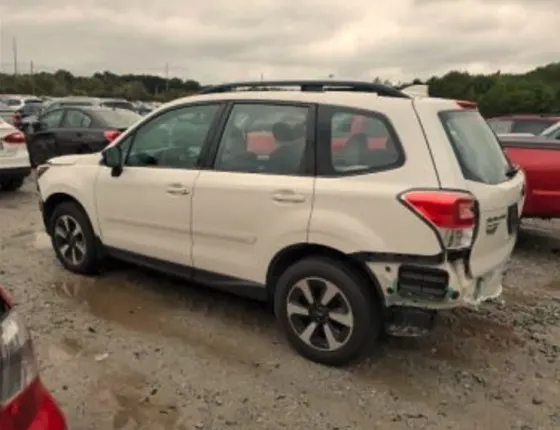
[43,192,92,235]
[265,243,386,307]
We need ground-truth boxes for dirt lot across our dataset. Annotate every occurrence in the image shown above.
[0,179,559,429]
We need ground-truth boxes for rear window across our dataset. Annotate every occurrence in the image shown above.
[96,109,141,129]
[440,110,511,185]
[4,99,21,107]
[101,101,135,111]
[487,119,512,134]
[61,102,94,107]
[511,120,557,135]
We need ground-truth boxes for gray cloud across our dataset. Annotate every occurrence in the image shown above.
[0,0,557,84]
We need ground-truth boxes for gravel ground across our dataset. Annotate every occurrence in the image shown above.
[0,179,559,429]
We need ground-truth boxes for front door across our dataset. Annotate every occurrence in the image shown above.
[95,103,224,266]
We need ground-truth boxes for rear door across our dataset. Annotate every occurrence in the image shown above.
[414,102,525,277]
[27,108,65,165]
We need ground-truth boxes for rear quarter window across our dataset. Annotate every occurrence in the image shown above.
[318,105,405,176]
[440,110,511,185]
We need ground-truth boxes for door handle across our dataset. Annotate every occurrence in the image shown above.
[166,183,190,195]
[271,189,306,203]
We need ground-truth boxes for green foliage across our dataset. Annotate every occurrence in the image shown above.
[0,69,202,102]
[1,62,560,116]
[424,62,560,117]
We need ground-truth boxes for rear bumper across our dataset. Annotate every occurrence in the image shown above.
[0,166,31,180]
[367,258,508,310]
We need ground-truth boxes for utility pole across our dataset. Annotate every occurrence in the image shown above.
[12,37,18,75]
[165,63,169,92]
[30,60,35,94]
[0,17,3,72]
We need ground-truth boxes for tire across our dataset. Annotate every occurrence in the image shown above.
[49,201,100,275]
[0,176,25,191]
[274,257,381,366]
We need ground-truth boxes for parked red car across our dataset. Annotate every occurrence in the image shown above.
[500,136,560,218]
[0,286,66,430]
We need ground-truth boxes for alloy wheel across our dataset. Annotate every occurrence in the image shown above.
[286,277,355,352]
[53,215,87,266]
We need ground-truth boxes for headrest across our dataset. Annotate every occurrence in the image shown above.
[271,122,294,142]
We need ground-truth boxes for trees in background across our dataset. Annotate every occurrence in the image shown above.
[1,62,559,117]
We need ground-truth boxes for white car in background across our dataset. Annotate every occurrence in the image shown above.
[0,119,31,191]
[1,95,43,111]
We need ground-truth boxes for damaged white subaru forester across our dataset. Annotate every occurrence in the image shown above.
[36,80,525,366]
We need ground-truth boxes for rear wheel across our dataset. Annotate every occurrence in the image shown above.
[0,176,25,191]
[274,257,381,366]
[49,202,100,275]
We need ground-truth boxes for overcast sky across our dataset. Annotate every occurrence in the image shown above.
[0,0,558,84]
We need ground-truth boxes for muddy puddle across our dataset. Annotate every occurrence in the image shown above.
[50,272,280,369]
[52,276,179,334]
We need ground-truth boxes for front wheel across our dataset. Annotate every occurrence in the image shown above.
[0,176,25,191]
[49,202,100,275]
[274,257,381,366]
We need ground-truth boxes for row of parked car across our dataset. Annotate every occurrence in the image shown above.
[1,81,559,428]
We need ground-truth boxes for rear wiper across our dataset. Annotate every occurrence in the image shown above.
[505,165,519,178]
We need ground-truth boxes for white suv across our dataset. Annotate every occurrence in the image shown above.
[36,81,525,366]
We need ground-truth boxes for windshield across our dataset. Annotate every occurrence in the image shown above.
[96,109,142,129]
[441,110,511,185]
[24,99,42,105]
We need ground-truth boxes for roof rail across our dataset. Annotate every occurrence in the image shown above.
[197,80,411,98]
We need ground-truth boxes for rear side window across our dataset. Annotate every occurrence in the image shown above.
[440,110,511,185]
[322,107,404,175]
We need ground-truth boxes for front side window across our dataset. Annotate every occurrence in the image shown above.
[440,110,511,184]
[62,110,92,128]
[328,109,402,174]
[213,103,309,175]
[40,110,64,129]
[126,104,220,169]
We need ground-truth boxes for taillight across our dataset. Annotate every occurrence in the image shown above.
[104,130,121,142]
[400,190,477,251]
[0,307,40,429]
[456,100,477,109]
[3,132,26,145]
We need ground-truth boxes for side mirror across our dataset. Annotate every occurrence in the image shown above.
[102,145,123,176]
